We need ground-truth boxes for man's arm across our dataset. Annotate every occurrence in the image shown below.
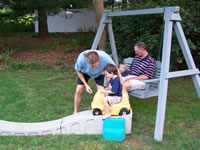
[76,71,93,94]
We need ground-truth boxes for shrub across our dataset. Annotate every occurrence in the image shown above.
[8,61,42,69]
[109,0,200,70]
[0,9,34,32]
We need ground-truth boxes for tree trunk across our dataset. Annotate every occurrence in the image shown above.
[38,8,49,38]
[122,0,128,10]
[93,0,107,50]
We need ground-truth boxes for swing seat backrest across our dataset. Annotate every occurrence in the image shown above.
[123,57,161,99]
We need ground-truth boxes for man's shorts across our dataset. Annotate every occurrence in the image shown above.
[77,73,104,86]
[123,75,146,91]
[106,96,122,105]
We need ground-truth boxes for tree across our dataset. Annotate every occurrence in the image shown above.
[0,0,92,38]
[93,0,107,50]
[112,0,200,69]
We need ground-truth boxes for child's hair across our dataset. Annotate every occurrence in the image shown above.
[118,61,125,67]
[83,51,99,64]
[104,64,118,75]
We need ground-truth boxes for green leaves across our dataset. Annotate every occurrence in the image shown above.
[112,14,163,61]
[110,0,200,70]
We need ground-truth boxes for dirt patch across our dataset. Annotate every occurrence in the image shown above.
[121,137,153,149]
[0,33,90,69]
[10,49,82,69]
[178,121,200,139]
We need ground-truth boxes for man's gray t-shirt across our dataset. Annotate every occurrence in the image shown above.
[75,50,115,78]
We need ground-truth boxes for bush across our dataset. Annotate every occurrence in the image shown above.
[0,9,34,32]
[112,14,163,61]
[110,0,200,70]
[8,61,42,69]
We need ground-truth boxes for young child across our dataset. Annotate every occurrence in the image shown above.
[101,64,122,119]
[119,62,130,77]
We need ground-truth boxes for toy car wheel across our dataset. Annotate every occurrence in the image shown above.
[119,108,129,116]
[93,108,102,116]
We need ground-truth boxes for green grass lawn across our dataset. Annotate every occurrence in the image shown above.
[0,68,200,150]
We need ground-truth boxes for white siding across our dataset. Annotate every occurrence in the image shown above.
[35,9,96,33]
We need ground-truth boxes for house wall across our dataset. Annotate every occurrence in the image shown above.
[35,9,96,33]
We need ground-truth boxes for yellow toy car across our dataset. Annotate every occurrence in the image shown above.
[91,90,131,116]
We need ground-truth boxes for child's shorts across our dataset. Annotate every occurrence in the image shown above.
[106,96,122,105]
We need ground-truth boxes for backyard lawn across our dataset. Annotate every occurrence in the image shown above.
[0,1,200,146]
[0,68,199,150]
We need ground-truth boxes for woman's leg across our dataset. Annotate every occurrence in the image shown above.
[74,84,85,114]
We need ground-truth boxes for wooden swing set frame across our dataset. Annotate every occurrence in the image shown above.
[91,6,200,141]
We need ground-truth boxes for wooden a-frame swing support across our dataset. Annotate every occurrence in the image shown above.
[91,6,200,141]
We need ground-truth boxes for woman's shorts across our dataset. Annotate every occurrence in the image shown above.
[77,73,104,86]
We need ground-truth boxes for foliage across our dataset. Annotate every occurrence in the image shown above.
[56,56,63,65]
[0,48,18,62]
[0,0,93,36]
[0,68,199,149]
[110,0,200,70]
[0,9,34,32]
[8,61,43,69]
[0,0,93,16]
[111,14,163,61]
